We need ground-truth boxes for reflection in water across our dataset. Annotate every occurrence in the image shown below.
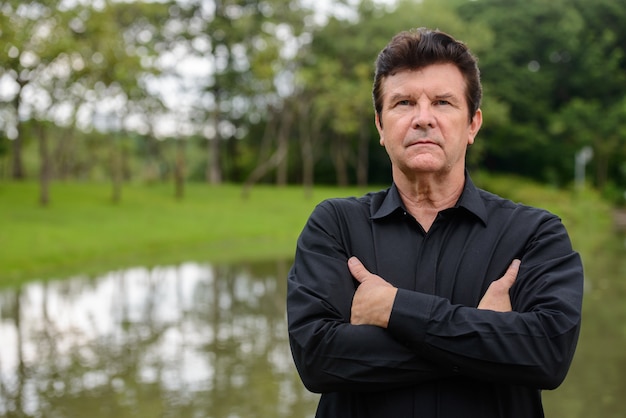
[0,262,319,418]
[2,244,626,418]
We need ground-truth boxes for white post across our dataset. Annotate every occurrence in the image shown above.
[575,146,593,190]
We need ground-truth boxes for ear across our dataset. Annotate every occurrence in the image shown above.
[467,108,483,145]
[375,113,384,146]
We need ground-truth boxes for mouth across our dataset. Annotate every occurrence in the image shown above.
[406,138,440,148]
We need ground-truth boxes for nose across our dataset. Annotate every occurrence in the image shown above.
[412,104,435,129]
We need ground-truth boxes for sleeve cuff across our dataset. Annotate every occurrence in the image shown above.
[387,288,434,348]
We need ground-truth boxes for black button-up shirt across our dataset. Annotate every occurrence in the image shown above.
[287,174,583,418]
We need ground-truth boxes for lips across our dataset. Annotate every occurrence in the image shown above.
[406,138,439,147]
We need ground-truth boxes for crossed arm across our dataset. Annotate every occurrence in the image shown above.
[349,256,521,328]
[288,202,583,393]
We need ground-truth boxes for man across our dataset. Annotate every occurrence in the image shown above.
[287,28,583,417]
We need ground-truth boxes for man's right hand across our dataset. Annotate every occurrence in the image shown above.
[477,259,520,312]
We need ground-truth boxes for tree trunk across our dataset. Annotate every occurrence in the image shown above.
[333,137,349,187]
[241,105,294,197]
[241,143,288,198]
[110,136,122,204]
[37,123,51,207]
[54,127,74,180]
[174,138,185,200]
[356,123,369,187]
[301,130,314,197]
[207,86,222,184]
[299,100,319,199]
[11,134,25,180]
[10,86,25,180]
[226,136,240,182]
[275,105,294,187]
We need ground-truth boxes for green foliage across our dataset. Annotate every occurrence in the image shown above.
[1,0,626,197]
[461,0,626,188]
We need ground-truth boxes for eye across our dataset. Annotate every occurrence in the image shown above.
[434,99,450,106]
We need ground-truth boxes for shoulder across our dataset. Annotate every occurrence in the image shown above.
[472,188,578,269]
[476,188,566,236]
[478,187,556,216]
[314,189,388,217]
[303,189,390,235]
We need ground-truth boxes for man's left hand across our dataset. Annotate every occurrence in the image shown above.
[348,256,398,328]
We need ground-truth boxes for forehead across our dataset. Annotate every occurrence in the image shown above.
[382,63,467,99]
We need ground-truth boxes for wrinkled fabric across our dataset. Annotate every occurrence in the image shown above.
[287,174,583,418]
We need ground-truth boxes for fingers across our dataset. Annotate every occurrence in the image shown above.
[349,256,397,327]
[347,256,369,283]
[477,259,521,312]
[501,259,521,288]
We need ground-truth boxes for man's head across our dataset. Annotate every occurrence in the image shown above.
[373,28,482,124]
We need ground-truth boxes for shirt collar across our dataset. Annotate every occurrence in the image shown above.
[371,171,488,226]
[370,183,407,220]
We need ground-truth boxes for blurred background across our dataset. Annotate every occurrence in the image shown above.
[1,0,625,416]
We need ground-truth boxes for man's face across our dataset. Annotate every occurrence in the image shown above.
[376,63,482,180]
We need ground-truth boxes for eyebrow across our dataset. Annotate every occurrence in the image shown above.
[387,93,412,103]
[387,92,460,103]
[434,92,458,101]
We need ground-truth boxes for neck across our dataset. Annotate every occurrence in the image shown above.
[394,169,465,231]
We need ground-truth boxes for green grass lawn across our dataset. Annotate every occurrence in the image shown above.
[0,175,613,287]
[0,181,365,286]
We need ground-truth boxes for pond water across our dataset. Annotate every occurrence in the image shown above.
[0,261,318,418]
[1,242,625,418]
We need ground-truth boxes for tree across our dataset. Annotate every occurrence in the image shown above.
[75,0,173,202]
[0,0,172,204]
[163,0,310,186]
[294,0,491,186]
[0,0,77,180]
[462,0,626,187]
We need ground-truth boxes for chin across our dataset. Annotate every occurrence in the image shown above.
[406,159,444,173]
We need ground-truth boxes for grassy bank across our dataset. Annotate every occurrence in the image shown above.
[0,175,613,287]
[0,181,364,286]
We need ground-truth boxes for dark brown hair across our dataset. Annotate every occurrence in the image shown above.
[373,28,482,122]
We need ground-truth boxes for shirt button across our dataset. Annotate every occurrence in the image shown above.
[452,366,461,373]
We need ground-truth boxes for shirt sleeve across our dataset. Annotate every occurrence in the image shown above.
[287,201,452,393]
[387,214,584,389]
